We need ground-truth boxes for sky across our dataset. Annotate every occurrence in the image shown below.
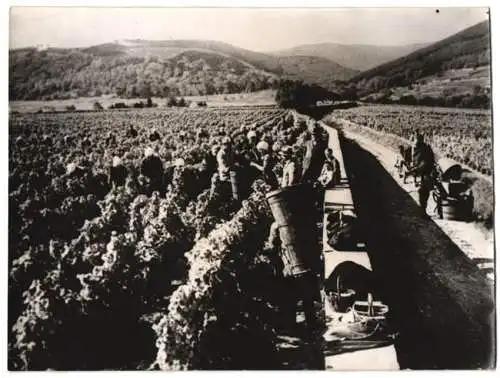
[9,7,489,51]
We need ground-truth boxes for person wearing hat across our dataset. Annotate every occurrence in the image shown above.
[106,132,117,147]
[324,148,341,186]
[140,146,165,196]
[109,156,128,189]
[126,124,138,138]
[214,136,239,201]
[249,141,279,189]
[301,125,328,184]
[243,130,262,178]
[407,133,437,214]
[280,146,299,188]
[149,128,161,142]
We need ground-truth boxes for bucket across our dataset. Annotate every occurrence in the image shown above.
[327,275,356,312]
[266,183,319,276]
[441,197,472,221]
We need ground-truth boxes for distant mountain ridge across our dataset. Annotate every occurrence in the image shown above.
[272,42,429,71]
[348,20,491,99]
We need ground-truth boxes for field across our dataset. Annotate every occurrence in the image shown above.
[363,66,491,101]
[9,90,278,113]
[8,106,322,370]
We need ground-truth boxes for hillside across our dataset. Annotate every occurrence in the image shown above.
[277,55,359,89]
[9,42,280,100]
[273,42,428,71]
[349,21,490,98]
[10,38,359,101]
[85,39,284,74]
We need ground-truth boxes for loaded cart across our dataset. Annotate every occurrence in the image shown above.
[433,158,474,221]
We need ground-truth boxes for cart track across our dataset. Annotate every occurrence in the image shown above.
[341,136,495,369]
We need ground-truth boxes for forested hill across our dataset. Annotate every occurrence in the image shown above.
[349,21,491,96]
[9,42,279,100]
[277,55,359,88]
[10,39,358,100]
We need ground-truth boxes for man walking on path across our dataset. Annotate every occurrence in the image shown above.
[408,134,436,214]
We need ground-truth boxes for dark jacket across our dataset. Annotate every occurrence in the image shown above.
[410,142,435,176]
[109,165,128,187]
[302,136,327,183]
[149,131,161,142]
[127,127,138,138]
[141,155,164,181]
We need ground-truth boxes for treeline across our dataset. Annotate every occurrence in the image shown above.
[275,79,338,110]
[363,89,490,110]
[9,48,278,100]
[109,98,158,109]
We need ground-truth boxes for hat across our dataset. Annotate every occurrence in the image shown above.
[112,156,122,167]
[272,141,283,152]
[222,136,232,145]
[144,147,154,157]
[174,158,185,167]
[247,130,257,139]
[256,141,269,151]
[66,163,77,175]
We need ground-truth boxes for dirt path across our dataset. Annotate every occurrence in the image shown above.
[340,136,495,369]
[340,125,494,281]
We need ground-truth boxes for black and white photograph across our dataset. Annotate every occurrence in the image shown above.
[7,4,495,371]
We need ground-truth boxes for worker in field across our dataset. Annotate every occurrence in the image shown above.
[200,145,219,189]
[196,128,208,143]
[106,132,117,146]
[109,156,128,189]
[245,130,260,161]
[66,162,86,179]
[140,147,164,196]
[301,123,328,183]
[280,146,300,188]
[234,129,261,196]
[81,136,91,151]
[249,141,279,189]
[265,219,321,335]
[212,136,239,201]
[149,128,161,142]
[407,133,436,214]
[318,161,335,188]
[395,145,413,184]
[409,133,421,186]
[324,148,341,186]
[126,124,138,138]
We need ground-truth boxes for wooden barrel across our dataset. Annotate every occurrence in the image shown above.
[266,183,319,276]
[441,198,472,221]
